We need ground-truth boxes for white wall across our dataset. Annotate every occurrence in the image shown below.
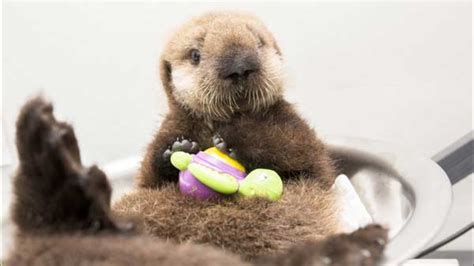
[2,1,472,253]
[3,2,471,165]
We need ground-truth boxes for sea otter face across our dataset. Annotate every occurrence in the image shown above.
[161,11,284,120]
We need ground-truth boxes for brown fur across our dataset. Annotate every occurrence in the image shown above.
[113,178,338,260]
[258,224,388,266]
[11,97,119,234]
[7,233,248,266]
[159,11,283,119]
[7,226,386,266]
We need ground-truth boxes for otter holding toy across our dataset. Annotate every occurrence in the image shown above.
[170,147,283,201]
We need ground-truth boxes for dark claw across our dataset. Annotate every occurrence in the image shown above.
[212,134,237,159]
[212,134,226,151]
[171,141,182,151]
[165,138,200,160]
[180,139,192,151]
[212,135,223,146]
[190,141,199,154]
[171,139,192,152]
[228,149,237,160]
[162,149,172,160]
[215,141,227,153]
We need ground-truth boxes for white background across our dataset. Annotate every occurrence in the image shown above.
[2,1,472,254]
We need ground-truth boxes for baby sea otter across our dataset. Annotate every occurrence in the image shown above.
[139,11,335,190]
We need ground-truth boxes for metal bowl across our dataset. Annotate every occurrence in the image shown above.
[326,136,452,264]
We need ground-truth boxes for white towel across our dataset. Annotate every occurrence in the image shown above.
[333,174,373,233]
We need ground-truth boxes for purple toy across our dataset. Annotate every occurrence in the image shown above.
[176,148,246,199]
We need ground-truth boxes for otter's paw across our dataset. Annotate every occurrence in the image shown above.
[13,96,132,233]
[266,224,388,266]
[320,224,388,266]
[212,134,237,159]
[15,97,81,171]
[163,137,200,160]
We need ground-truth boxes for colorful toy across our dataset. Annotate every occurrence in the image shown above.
[170,147,283,201]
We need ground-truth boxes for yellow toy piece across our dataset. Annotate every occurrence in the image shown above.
[204,147,246,172]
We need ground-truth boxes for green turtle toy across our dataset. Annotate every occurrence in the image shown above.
[170,147,283,201]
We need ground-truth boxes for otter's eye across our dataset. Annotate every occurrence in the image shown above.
[190,49,201,65]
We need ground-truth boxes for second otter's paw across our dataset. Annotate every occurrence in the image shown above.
[13,96,134,233]
[162,137,200,160]
[318,224,388,266]
[212,134,237,159]
[261,224,388,266]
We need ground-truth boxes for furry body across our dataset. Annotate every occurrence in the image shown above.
[129,11,339,258]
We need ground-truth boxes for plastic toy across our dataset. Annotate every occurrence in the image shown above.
[170,147,283,201]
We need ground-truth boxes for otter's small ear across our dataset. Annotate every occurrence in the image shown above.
[160,59,179,103]
[160,60,173,85]
[271,36,282,56]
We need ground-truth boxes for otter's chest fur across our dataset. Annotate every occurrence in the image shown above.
[195,118,216,147]
[190,115,247,149]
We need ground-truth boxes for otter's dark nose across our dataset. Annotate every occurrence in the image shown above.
[218,48,259,81]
